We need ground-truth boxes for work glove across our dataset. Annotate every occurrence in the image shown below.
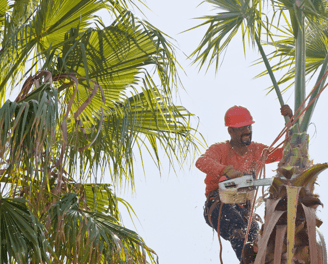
[261,148,270,160]
[280,105,293,118]
[223,165,243,179]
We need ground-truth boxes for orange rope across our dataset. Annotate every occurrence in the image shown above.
[240,160,266,261]
[217,203,224,264]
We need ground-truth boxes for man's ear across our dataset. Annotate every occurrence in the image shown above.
[228,127,233,136]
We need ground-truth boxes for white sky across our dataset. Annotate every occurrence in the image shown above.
[105,1,328,263]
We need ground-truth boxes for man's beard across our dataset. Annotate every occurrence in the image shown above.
[240,134,252,145]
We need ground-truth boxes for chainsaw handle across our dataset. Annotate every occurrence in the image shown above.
[219,175,230,183]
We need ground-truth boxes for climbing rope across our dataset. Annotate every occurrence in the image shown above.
[217,203,224,264]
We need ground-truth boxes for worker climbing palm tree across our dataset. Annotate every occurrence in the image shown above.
[196,105,293,263]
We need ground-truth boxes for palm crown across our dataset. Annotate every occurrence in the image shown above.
[191,0,328,263]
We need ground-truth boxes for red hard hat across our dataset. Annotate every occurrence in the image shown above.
[224,106,255,127]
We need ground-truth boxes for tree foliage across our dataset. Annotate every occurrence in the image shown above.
[0,0,200,263]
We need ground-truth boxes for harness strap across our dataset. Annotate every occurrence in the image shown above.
[206,188,224,264]
[208,199,220,228]
[206,189,221,228]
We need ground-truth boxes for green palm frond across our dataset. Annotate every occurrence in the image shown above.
[190,0,288,107]
[59,11,179,101]
[8,0,39,27]
[0,10,198,186]
[0,85,58,185]
[0,9,200,187]
[189,0,264,71]
[70,183,140,228]
[13,10,182,139]
[55,12,169,111]
[257,21,328,91]
[0,198,51,264]
[61,75,199,185]
[0,0,8,28]
[77,183,122,217]
[0,0,144,96]
[49,193,157,263]
[83,184,118,214]
[292,163,328,187]
[35,0,104,49]
[272,0,327,40]
[0,1,202,262]
[0,0,104,98]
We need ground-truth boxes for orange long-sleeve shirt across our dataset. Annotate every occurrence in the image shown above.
[196,140,283,196]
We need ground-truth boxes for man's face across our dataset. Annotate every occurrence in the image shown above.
[230,125,252,146]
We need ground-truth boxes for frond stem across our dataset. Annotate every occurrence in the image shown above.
[294,9,306,123]
[254,32,288,122]
[300,53,328,132]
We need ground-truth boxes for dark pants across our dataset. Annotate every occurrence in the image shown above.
[204,198,259,261]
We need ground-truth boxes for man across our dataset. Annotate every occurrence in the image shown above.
[196,105,293,262]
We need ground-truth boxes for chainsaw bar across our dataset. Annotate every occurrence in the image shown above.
[219,175,273,191]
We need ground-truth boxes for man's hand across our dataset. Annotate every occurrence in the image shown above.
[261,148,270,160]
[280,105,293,119]
[223,165,243,179]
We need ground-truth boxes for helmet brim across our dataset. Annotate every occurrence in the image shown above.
[226,120,255,128]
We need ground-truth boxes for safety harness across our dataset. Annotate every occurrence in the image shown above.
[205,174,254,263]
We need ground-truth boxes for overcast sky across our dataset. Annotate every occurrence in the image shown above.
[104,1,328,263]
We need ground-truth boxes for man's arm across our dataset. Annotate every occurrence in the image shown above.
[260,104,292,163]
[195,144,226,176]
[263,104,293,163]
[196,143,243,178]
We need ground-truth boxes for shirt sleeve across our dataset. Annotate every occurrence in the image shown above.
[266,147,283,164]
[195,143,227,176]
[255,143,283,164]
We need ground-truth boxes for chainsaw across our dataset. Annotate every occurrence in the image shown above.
[218,175,273,204]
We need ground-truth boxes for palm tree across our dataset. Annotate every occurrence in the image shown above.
[0,0,200,263]
[190,0,328,263]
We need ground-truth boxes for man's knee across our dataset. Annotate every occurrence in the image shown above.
[229,228,246,260]
[231,228,245,239]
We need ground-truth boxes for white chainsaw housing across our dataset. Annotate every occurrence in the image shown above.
[218,175,273,204]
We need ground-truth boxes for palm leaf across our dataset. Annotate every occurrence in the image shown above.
[61,77,199,185]
[0,198,51,264]
[0,0,8,28]
[69,183,140,230]
[0,85,58,186]
[0,0,111,95]
[292,163,328,188]
[0,1,202,262]
[258,20,328,90]
[75,183,122,218]
[49,193,157,263]
[189,0,265,71]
